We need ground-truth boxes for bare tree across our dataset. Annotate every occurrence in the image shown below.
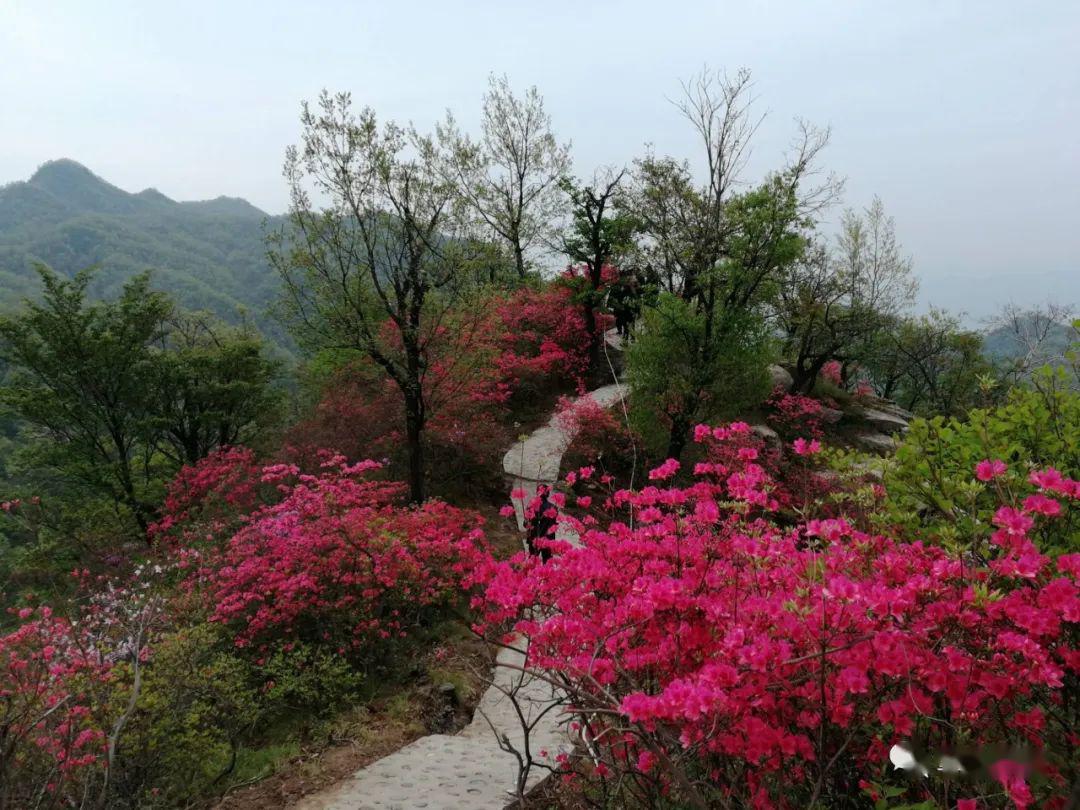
[440,74,571,278]
[271,91,479,503]
[777,197,918,392]
[986,301,1077,385]
[629,67,841,303]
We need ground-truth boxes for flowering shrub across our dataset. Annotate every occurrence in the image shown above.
[0,574,165,807]
[492,283,591,393]
[285,283,590,489]
[149,445,266,545]
[0,608,110,803]
[885,379,1080,556]
[199,454,487,656]
[767,390,826,439]
[821,359,844,387]
[476,425,1080,808]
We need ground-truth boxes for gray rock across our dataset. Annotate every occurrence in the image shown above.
[859,407,909,435]
[861,398,915,421]
[767,365,793,392]
[820,406,844,425]
[853,432,896,454]
[751,424,782,451]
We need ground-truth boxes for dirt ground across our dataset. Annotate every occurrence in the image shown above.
[212,628,493,809]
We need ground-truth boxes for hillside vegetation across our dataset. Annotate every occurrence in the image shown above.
[0,73,1078,809]
[0,159,289,348]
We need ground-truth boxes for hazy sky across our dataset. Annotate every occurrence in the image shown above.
[2,0,1077,318]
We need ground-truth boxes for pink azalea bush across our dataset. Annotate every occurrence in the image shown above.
[0,607,110,800]
[193,453,488,657]
[475,425,1080,808]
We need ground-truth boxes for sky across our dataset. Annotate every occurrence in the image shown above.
[1,0,1077,319]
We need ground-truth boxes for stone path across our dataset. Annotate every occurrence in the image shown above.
[295,372,626,809]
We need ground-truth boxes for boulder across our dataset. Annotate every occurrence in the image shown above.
[853,431,896,454]
[820,406,844,425]
[861,397,915,421]
[767,365,793,393]
[859,407,909,435]
[751,424,782,451]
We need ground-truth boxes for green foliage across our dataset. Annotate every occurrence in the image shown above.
[0,268,173,535]
[0,159,291,350]
[0,268,282,593]
[109,624,363,806]
[151,312,283,465]
[626,293,772,457]
[883,366,1080,555]
[863,309,996,417]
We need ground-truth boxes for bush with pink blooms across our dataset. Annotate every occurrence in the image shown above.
[475,422,1080,808]
[198,454,488,657]
[0,607,111,803]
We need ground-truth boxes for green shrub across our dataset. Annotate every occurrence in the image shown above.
[883,366,1080,555]
[108,625,364,806]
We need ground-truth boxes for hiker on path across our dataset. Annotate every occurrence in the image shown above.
[525,484,557,562]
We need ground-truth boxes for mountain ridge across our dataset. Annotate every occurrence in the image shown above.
[0,159,289,351]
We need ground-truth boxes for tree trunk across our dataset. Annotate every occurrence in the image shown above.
[666,413,690,462]
[404,396,425,504]
[513,244,526,279]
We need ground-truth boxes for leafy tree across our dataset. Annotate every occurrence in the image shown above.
[623,69,838,455]
[271,91,485,502]
[0,268,282,549]
[627,69,839,304]
[558,169,637,366]
[0,268,171,535]
[777,197,918,392]
[626,293,772,458]
[439,74,571,278]
[863,308,995,416]
[150,312,283,465]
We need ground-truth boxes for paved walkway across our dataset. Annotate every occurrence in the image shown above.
[296,376,626,810]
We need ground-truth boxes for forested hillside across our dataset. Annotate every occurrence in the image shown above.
[1,73,1077,810]
[0,159,289,348]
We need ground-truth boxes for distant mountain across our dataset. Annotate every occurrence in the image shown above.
[0,159,290,350]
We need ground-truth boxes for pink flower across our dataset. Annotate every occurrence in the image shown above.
[956,800,977,810]
[792,438,822,456]
[1029,467,1064,490]
[821,360,843,385]
[636,750,656,772]
[1030,467,1079,497]
[1022,494,1061,517]
[993,506,1033,537]
[989,760,1033,809]
[975,459,1007,481]
[648,459,680,481]
[837,666,870,694]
